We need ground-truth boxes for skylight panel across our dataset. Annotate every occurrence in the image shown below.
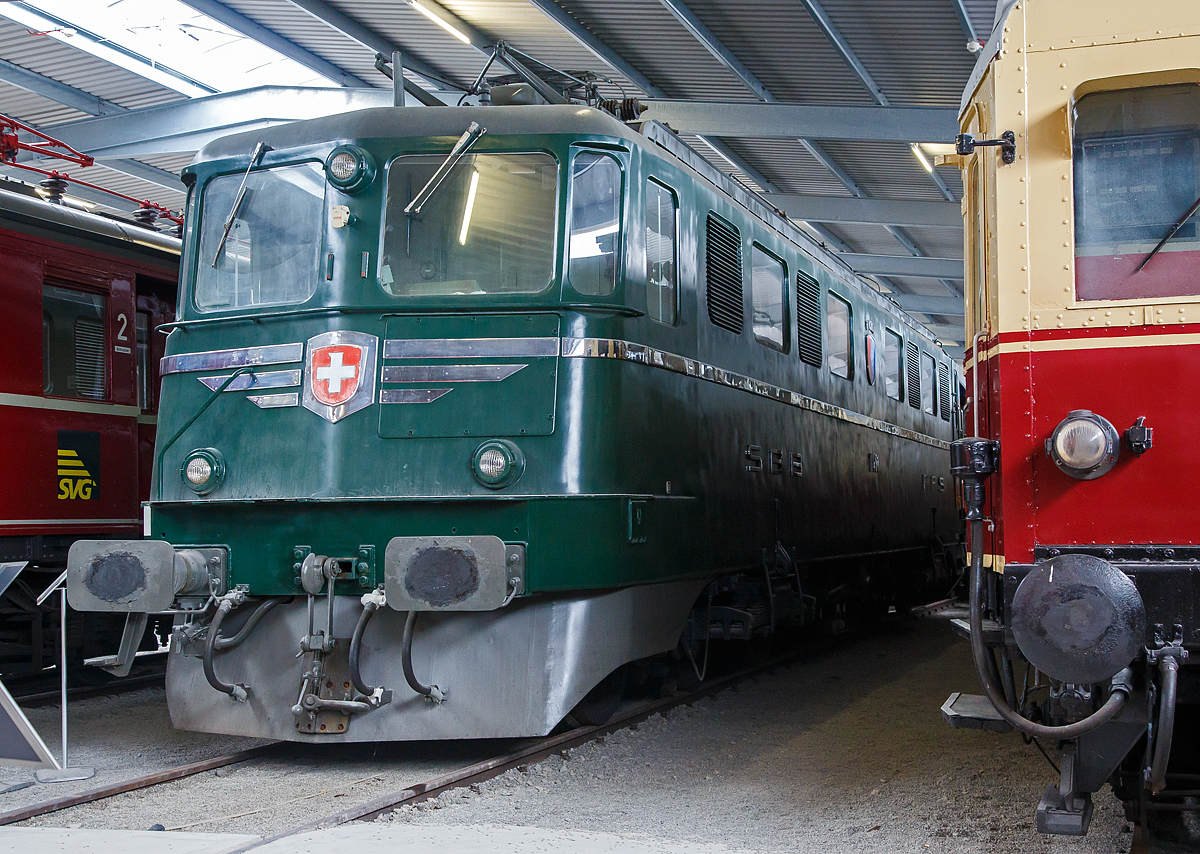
[1,0,337,96]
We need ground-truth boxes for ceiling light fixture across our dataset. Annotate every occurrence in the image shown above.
[408,1,471,44]
[911,144,934,173]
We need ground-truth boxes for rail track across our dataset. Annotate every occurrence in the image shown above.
[0,637,821,833]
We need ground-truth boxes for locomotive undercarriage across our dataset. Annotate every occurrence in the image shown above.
[165,578,706,741]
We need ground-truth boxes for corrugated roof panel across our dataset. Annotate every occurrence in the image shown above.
[813,0,981,106]
[552,0,765,101]
[639,0,883,105]
[717,137,854,196]
[0,18,183,120]
[815,140,953,201]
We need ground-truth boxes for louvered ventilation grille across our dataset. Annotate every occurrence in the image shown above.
[906,341,920,409]
[74,318,106,400]
[796,271,821,367]
[705,214,743,334]
[938,364,951,421]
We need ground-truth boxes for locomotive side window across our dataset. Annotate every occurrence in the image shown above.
[751,245,787,352]
[1073,83,1200,300]
[568,151,622,297]
[884,329,902,400]
[796,270,821,367]
[196,162,325,311]
[645,178,678,324]
[826,292,852,379]
[43,284,106,401]
[920,352,936,415]
[384,152,558,296]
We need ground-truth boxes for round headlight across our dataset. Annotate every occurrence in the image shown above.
[181,448,225,495]
[328,151,358,181]
[477,448,509,479]
[1047,411,1118,480]
[471,440,525,489]
[324,145,375,193]
[185,456,212,486]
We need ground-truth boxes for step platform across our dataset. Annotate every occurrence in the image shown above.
[940,692,1013,733]
[949,617,1004,645]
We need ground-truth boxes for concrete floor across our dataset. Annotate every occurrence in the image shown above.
[1,618,1135,852]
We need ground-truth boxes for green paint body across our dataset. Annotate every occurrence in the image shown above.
[152,105,959,601]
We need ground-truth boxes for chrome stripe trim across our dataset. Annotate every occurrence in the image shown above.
[382,364,528,383]
[561,337,950,450]
[0,392,139,418]
[198,370,302,392]
[161,343,304,376]
[0,518,140,527]
[383,338,559,359]
[248,392,299,409]
[381,388,453,404]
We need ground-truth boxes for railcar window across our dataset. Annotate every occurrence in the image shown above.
[884,329,902,400]
[196,162,325,311]
[43,285,106,401]
[921,352,936,415]
[568,152,622,297]
[796,271,821,366]
[383,153,558,297]
[826,292,852,379]
[645,179,678,324]
[751,245,787,352]
[705,214,743,334]
[1073,84,1200,300]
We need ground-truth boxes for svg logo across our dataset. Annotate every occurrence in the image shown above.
[57,430,99,500]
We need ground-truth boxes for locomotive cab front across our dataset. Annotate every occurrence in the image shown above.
[64,105,717,742]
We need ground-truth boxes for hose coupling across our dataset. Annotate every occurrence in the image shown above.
[360,588,387,610]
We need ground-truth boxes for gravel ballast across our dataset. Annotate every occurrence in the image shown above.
[3,619,1133,851]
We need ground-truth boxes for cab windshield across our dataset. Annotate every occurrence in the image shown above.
[382,152,558,296]
[195,162,326,311]
[1073,84,1200,300]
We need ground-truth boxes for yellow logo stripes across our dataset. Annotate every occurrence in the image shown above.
[57,448,95,500]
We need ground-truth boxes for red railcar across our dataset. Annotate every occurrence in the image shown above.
[0,182,179,673]
[942,1,1200,840]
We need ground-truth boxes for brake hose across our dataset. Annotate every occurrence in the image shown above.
[968,514,1130,738]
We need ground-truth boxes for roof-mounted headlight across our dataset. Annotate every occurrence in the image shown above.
[1047,410,1119,480]
[325,145,375,194]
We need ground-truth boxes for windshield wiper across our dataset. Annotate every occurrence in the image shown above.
[404,122,486,217]
[1136,192,1200,273]
[211,141,271,268]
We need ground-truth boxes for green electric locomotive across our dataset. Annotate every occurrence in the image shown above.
[66,103,960,742]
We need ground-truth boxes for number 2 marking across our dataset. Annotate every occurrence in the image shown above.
[116,313,129,341]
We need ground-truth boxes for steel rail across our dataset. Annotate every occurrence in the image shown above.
[13,672,165,709]
[0,744,278,825]
[224,646,825,853]
[0,633,842,833]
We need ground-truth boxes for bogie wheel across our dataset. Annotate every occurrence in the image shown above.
[569,665,628,726]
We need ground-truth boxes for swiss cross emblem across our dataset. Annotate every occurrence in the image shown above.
[312,345,362,405]
[302,331,377,422]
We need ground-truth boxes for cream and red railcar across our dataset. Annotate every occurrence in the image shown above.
[943,0,1200,838]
